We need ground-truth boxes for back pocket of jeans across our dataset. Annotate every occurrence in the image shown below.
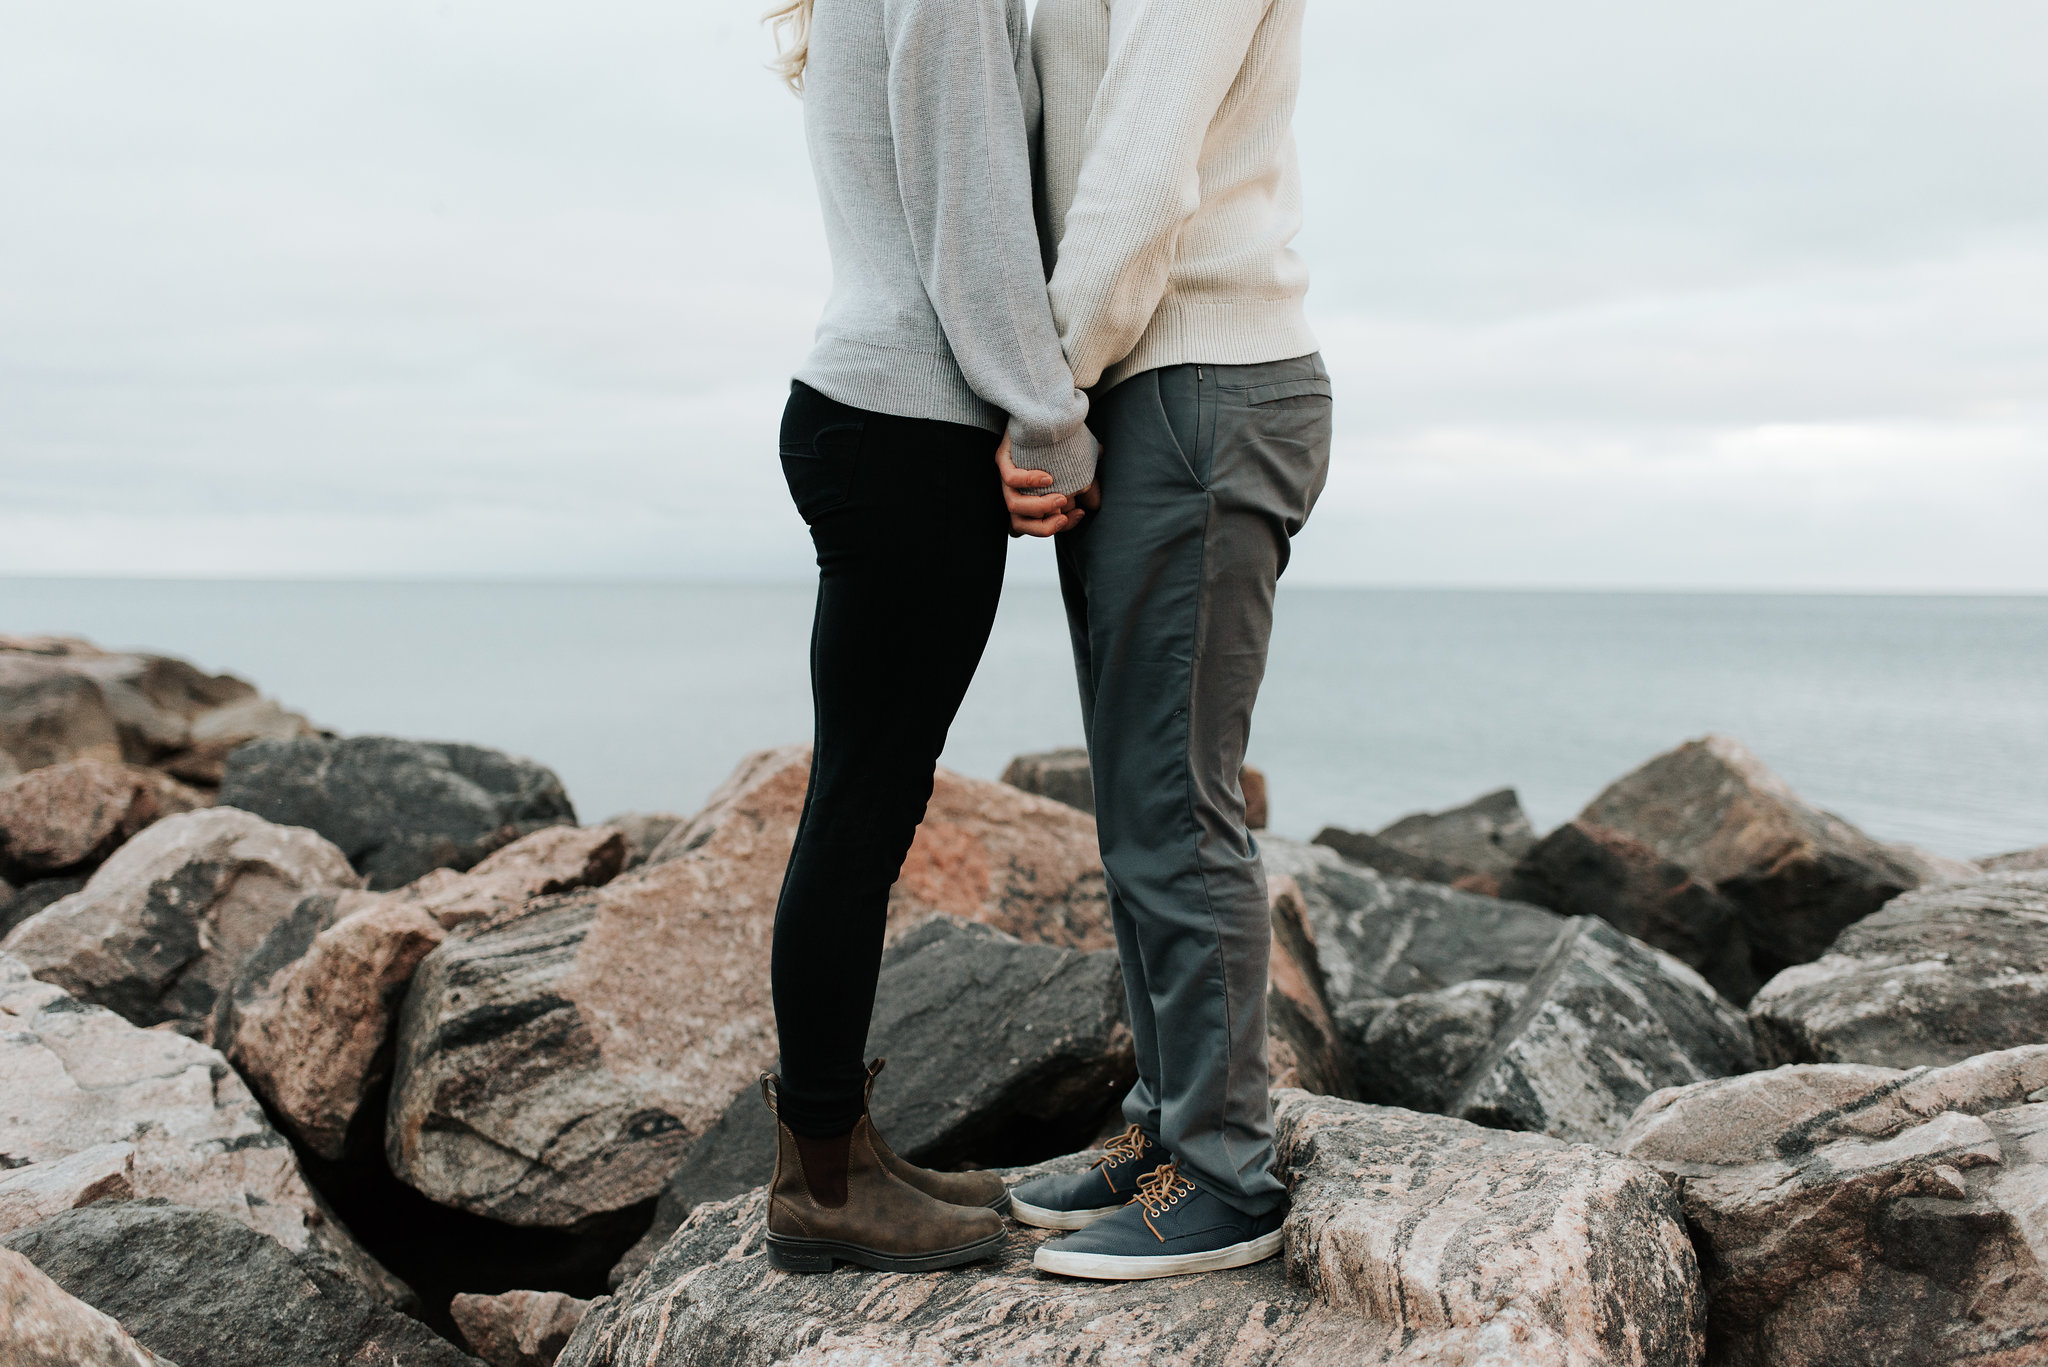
[779,420,864,524]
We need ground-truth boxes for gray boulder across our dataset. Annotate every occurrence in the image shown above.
[1000,747,1268,829]
[1357,979,1523,1113]
[1373,786,1537,883]
[1622,1045,2048,1365]
[219,736,576,890]
[1,1203,478,1367]
[570,1091,1704,1367]
[609,915,1132,1284]
[1,807,362,1041]
[998,746,1096,813]
[1749,871,2048,1069]
[1309,825,1458,883]
[0,953,405,1304]
[1500,819,1759,1003]
[1261,833,1564,1015]
[1579,734,1963,979]
[1453,916,1757,1146]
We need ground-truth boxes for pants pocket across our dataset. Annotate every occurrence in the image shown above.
[780,420,864,524]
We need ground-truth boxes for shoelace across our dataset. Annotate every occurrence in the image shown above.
[1134,1162,1196,1218]
[1090,1124,1150,1173]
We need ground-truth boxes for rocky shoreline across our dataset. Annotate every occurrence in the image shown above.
[3,631,2045,1366]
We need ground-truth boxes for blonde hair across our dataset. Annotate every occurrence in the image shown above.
[765,0,814,94]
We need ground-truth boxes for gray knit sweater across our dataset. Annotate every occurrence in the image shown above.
[793,0,1099,492]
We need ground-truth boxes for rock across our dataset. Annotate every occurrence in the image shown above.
[998,745,1095,812]
[0,635,318,788]
[1453,916,1757,1146]
[0,653,123,774]
[1356,980,1523,1113]
[1374,786,1538,881]
[567,1091,1704,1367]
[0,1142,135,1236]
[1749,871,2048,1070]
[1275,1091,1705,1363]
[226,826,626,1160]
[229,898,447,1160]
[1983,843,2048,873]
[452,1290,592,1367]
[1310,824,1460,883]
[0,954,404,1302]
[1264,876,1352,1097]
[388,746,1112,1230]
[0,759,207,882]
[610,915,1134,1281]
[1260,833,1564,1031]
[1000,746,1269,830]
[1242,763,1269,830]
[1622,1045,2048,1365]
[1,1203,479,1367]
[596,812,685,870]
[0,1245,171,1367]
[379,825,628,932]
[1,874,88,938]
[0,807,362,1041]
[1500,819,1760,1003]
[1579,734,1960,980]
[219,735,578,890]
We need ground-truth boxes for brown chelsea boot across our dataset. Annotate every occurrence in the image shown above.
[762,1074,1007,1274]
[860,1059,1011,1213]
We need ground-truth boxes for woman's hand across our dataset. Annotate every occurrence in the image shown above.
[996,434,1085,537]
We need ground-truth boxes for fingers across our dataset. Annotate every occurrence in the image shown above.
[1011,508,1081,538]
[1004,489,1069,521]
[1075,481,1102,513]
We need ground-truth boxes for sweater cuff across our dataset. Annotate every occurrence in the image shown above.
[1006,419,1100,496]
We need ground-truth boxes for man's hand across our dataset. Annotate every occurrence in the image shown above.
[997,434,1084,537]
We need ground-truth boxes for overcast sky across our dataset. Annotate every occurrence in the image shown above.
[2,0,2044,589]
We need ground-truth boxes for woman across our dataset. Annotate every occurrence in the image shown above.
[755,0,1098,1274]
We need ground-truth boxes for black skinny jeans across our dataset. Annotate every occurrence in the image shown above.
[770,380,1009,1137]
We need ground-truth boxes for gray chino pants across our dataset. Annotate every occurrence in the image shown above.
[1055,353,1333,1216]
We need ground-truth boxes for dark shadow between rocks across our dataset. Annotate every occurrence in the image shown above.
[270,1078,656,1344]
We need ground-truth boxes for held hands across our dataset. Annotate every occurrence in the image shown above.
[996,434,1099,537]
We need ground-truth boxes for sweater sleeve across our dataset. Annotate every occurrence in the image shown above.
[1046,0,1272,390]
[884,0,1099,493]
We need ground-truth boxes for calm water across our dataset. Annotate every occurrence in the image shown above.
[3,579,2043,859]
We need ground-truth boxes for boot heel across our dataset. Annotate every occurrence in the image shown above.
[766,1238,836,1273]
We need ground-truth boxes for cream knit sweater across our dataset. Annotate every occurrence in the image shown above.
[1033,0,1317,396]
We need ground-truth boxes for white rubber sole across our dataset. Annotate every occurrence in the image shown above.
[1008,1194,1124,1232]
[1033,1229,1284,1281]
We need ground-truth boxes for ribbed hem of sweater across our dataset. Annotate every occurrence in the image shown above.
[795,338,1003,434]
[1007,417,1100,494]
[1100,297,1320,393]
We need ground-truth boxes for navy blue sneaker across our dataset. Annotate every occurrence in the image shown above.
[1008,1124,1168,1231]
[1032,1164,1286,1280]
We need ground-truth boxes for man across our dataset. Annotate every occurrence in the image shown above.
[1000,0,1332,1282]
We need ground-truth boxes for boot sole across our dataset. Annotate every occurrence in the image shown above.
[766,1228,1008,1275]
[1033,1229,1284,1281]
[1008,1194,1124,1231]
